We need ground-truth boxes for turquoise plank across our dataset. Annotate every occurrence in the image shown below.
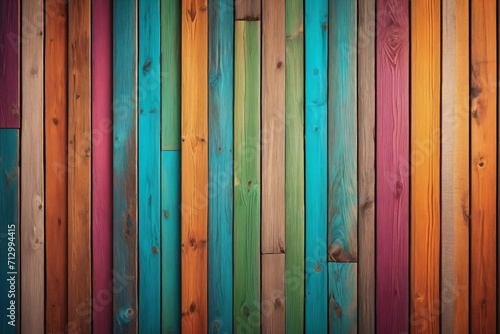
[305,0,328,333]
[138,0,161,332]
[208,0,234,333]
[161,151,181,334]
[0,129,18,334]
[113,0,138,330]
[328,263,357,333]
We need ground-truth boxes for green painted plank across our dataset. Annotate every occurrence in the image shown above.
[285,0,304,332]
[328,263,357,333]
[161,151,181,333]
[161,0,180,150]
[0,129,18,334]
[327,0,357,262]
[234,20,261,334]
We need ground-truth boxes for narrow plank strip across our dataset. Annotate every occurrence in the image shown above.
[262,254,285,334]
[0,129,19,334]
[358,0,375,332]
[327,0,357,263]
[0,0,20,127]
[410,0,441,332]
[208,0,234,332]
[304,0,328,331]
[471,0,497,331]
[161,0,181,150]
[45,1,68,332]
[262,0,285,254]
[235,0,260,20]
[441,0,470,333]
[161,151,181,333]
[20,0,44,331]
[181,0,208,331]
[113,0,138,330]
[234,20,261,334]
[284,0,304,331]
[376,0,409,333]
[328,263,357,333]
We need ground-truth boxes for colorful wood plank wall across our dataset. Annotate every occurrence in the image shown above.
[3,1,500,333]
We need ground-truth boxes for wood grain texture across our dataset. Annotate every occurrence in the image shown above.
[262,254,285,334]
[376,0,409,333]
[92,0,113,332]
[471,0,497,332]
[0,130,19,334]
[138,0,161,332]
[410,0,441,332]
[161,151,181,334]
[441,0,470,333]
[45,0,68,332]
[357,0,375,332]
[235,0,260,20]
[161,0,181,150]
[113,0,138,330]
[304,0,328,332]
[284,0,304,332]
[328,263,357,333]
[181,0,208,332]
[234,21,261,334]
[21,0,44,331]
[208,0,233,332]
[0,0,20,128]
[327,0,357,263]
[261,0,285,255]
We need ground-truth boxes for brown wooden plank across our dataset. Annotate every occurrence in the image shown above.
[262,254,285,334]
[235,0,260,20]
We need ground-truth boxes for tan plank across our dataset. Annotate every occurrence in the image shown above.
[235,0,260,20]
[262,254,285,334]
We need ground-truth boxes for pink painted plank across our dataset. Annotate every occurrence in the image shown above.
[376,0,410,333]
[92,0,113,332]
[0,0,20,128]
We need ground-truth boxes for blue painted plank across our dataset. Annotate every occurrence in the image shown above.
[208,0,234,333]
[0,129,18,334]
[138,0,161,332]
[161,151,181,334]
[328,263,357,333]
[304,0,328,332]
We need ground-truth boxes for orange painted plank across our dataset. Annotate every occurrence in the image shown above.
[181,0,208,332]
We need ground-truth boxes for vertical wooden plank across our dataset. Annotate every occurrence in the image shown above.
[376,0,409,333]
[304,0,328,332]
[0,0,20,128]
[285,0,304,332]
[441,0,470,333]
[328,263,357,333]
[328,0,357,263]
[113,0,138,330]
[20,0,44,331]
[208,0,233,332]
[262,254,285,334]
[262,0,285,255]
[358,0,375,332]
[0,130,19,334]
[161,0,181,150]
[181,0,208,332]
[410,0,441,332]
[471,0,497,332]
[161,151,181,333]
[45,1,68,333]
[234,20,261,334]
[235,0,260,20]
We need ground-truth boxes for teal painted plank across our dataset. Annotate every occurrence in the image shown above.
[160,0,180,150]
[208,0,233,333]
[327,0,357,262]
[328,263,357,333]
[304,0,328,332]
[161,151,181,334]
[113,0,138,330]
[0,129,18,334]
[139,0,161,332]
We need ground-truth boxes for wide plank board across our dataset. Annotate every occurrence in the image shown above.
[262,254,285,334]
[328,263,357,333]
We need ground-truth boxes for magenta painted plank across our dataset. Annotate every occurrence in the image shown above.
[0,0,20,128]
[376,0,410,333]
[92,0,113,332]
